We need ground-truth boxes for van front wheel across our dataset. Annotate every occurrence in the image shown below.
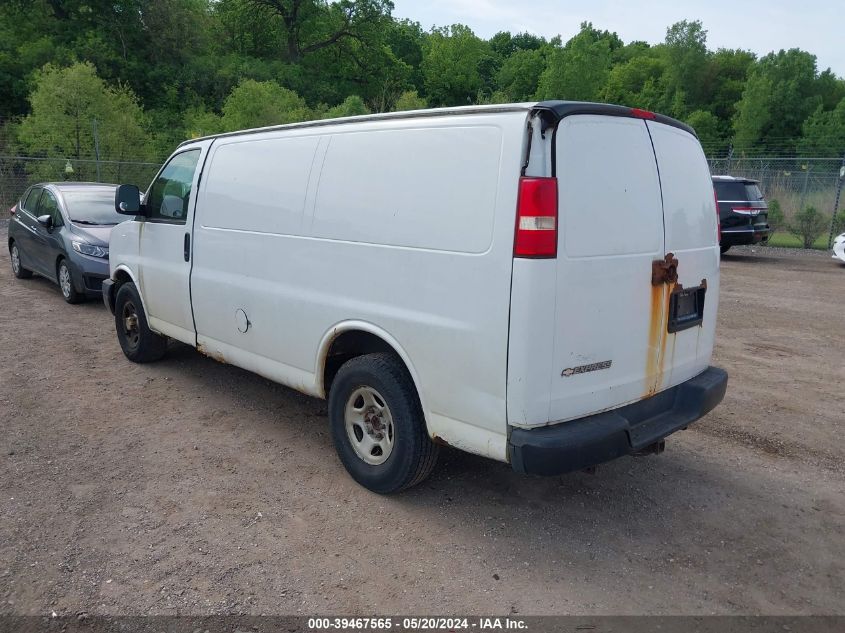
[114,282,168,363]
[328,353,438,493]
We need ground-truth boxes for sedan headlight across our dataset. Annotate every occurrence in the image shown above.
[72,241,108,258]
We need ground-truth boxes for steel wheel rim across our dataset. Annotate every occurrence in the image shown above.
[59,264,72,298]
[10,246,20,274]
[121,300,140,349]
[344,386,394,465]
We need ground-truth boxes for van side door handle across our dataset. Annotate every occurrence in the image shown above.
[183,233,190,262]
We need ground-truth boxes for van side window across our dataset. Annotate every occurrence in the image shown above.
[23,187,42,214]
[146,150,201,224]
[38,190,63,227]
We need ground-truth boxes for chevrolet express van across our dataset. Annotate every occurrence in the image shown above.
[104,101,728,493]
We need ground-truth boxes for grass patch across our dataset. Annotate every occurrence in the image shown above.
[766,232,831,250]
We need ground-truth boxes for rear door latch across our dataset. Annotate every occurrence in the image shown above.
[651,252,678,286]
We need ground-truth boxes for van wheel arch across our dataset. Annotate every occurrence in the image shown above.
[322,329,401,396]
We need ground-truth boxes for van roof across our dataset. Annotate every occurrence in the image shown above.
[179,101,696,147]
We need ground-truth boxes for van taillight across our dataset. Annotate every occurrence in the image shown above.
[514,176,558,258]
[9,204,15,216]
[631,108,656,120]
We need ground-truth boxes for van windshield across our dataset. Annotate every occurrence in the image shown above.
[63,189,123,225]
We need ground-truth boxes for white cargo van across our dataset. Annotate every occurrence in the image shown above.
[105,101,727,493]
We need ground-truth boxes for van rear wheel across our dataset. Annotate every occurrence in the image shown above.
[328,353,438,493]
[114,282,168,363]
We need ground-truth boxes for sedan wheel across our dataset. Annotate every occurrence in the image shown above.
[10,243,32,279]
[57,260,81,304]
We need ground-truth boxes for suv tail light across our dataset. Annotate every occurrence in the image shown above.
[714,189,721,243]
[514,176,558,258]
[9,204,16,216]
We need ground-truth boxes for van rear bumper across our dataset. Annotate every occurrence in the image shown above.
[508,366,728,475]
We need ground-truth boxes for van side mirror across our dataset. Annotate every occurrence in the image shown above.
[115,184,142,216]
[36,214,53,229]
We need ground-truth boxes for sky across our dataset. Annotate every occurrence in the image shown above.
[391,0,844,77]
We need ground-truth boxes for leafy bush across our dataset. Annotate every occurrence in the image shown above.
[393,90,427,112]
[832,210,845,236]
[788,206,829,248]
[767,199,784,232]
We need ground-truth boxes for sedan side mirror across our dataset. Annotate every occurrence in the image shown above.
[115,184,142,216]
[36,214,53,229]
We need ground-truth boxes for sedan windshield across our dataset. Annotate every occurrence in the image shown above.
[63,189,123,225]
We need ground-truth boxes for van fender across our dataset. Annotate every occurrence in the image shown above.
[109,264,151,320]
[316,321,431,432]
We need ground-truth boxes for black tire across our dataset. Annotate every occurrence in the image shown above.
[57,258,82,304]
[720,245,731,254]
[114,281,168,363]
[328,353,439,494]
[9,241,33,279]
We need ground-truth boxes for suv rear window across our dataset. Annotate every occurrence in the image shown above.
[715,181,763,201]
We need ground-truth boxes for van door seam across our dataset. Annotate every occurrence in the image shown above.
[188,140,216,347]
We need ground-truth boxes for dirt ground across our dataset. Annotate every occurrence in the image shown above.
[1,219,844,616]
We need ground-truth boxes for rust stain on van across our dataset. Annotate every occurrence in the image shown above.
[644,253,679,399]
[432,434,451,447]
[197,342,226,364]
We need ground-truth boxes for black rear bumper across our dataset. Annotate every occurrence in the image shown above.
[508,366,728,475]
[720,227,770,246]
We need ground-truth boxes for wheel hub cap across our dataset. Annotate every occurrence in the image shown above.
[122,302,140,348]
[344,387,394,465]
[59,265,71,296]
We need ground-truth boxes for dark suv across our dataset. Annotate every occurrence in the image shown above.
[713,175,771,254]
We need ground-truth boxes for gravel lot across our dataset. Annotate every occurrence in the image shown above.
[1,219,844,616]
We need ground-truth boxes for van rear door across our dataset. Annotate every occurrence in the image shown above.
[507,110,720,428]
[545,114,667,424]
[644,120,719,393]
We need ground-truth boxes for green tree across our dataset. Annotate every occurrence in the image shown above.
[535,23,617,101]
[799,98,845,156]
[661,20,709,115]
[602,55,666,109]
[393,90,427,111]
[220,79,311,131]
[421,24,489,106]
[733,49,823,153]
[241,0,394,63]
[324,95,370,118]
[496,49,545,102]
[17,62,152,181]
[686,110,724,151]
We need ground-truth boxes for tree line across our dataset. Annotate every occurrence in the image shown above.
[1,0,844,166]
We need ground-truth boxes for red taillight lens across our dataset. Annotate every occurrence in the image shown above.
[714,189,721,243]
[631,108,656,120]
[514,176,558,258]
[9,204,16,216]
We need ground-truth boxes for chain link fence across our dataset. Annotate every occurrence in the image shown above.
[707,156,845,219]
[0,155,160,210]
[1,150,842,238]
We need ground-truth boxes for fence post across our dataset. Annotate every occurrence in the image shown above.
[92,118,101,182]
[827,155,845,249]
